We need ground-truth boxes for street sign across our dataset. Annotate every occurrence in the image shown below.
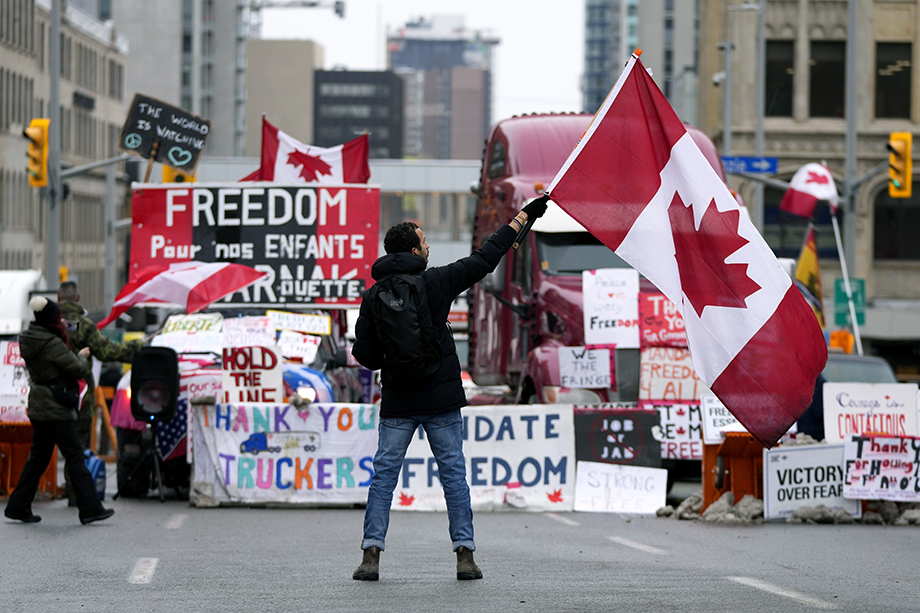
[117,93,211,174]
[720,155,778,174]
[834,278,865,326]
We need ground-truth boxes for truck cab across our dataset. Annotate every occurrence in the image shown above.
[469,113,735,405]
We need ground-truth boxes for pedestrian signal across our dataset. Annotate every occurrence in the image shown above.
[24,118,50,187]
[887,132,912,198]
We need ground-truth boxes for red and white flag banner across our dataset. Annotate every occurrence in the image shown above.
[259,117,370,184]
[546,52,827,447]
[779,163,839,218]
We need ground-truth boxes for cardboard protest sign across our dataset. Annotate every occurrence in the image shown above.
[700,394,746,445]
[129,184,379,307]
[639,290,687,348]
[763,444,860,520]
[573,406,661,467]
[844,434,920,501]
[640,400,703,460]
[639,347,711,402]
[559,346,612,389]
[222,316,276,347]
[582,268,639,347]
[221,345,284,403]
[393,405,575,512]
[823,382,919,444]
[574,461,668,513]
[118,93,211,173]
[191,402,378,504]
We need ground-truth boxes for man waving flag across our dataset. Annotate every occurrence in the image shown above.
[546,51,826,448]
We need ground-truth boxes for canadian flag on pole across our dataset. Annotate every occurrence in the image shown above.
[780,163,839,218]
[256,117,370,184]
[547,51,827,448]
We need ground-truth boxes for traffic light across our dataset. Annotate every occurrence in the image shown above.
[334,1,344,18]
[887,131,912,198]
[162,165,196,183]
[23,118,50,187]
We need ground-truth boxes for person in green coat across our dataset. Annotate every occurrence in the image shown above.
[4,297,115,524]
[59,281,143,505]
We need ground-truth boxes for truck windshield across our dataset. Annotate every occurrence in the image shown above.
[535,232,630,275]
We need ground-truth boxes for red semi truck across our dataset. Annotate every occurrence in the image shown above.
[468,113,738,405]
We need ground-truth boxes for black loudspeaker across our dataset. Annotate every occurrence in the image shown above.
[131,346,180,423]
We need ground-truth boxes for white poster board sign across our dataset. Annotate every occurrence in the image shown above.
[394,405,575,512]
[191,402,378,504]
[221,345,284,403]
[582,268,639,347]
[558,346,612,389]
[153,313,223,355]
[639,347,712,402]
[763,444,860,520]
[844,434,920,501]
[574,460,667,514]
[267,310,331,335]
[277,329,322,363]
[823,383,919,444]
[700,394,746,444]
[641,401,703,460]
[222,316,276,347]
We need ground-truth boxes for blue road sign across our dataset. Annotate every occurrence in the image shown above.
[721,156,778,174]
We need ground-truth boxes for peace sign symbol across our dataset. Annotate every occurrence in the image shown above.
[124,133,143,149]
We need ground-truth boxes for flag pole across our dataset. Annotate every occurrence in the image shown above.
[824,159,863,355]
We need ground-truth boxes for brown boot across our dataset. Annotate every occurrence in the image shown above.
[353,546,380,581]
[456,546,482,580]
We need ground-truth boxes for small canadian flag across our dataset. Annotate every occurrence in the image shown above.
[256,117,370,184]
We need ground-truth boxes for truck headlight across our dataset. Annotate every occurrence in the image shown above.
[541,386,602,404]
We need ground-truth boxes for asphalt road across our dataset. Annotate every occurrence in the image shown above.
[2,463,919,612]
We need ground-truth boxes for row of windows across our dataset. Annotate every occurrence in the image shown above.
[0,0,34,53]
[0,68,35,131]
[0,168,36,232]
[766,41,911,119]
[319,105,394,119]
[318,83,392,97]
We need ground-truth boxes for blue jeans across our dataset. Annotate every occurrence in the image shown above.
[362,409,474,552]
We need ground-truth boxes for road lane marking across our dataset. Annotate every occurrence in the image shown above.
[129,558,158,584]
[606,536,666,555]
[727,576,837,610]
[546,513,580,526]
[165,514,187,529]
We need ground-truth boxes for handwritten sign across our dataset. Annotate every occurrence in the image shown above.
[118,93,211,173]
[221,345,283,403]
[267,310,332,335]
[153,313,223,355]
[641,400,703,460]
[844,434,920,501]
[822,382,919,444]
[582,268,639,347]
[223,316,276,348]
[639,347,711,402]
[573,461,667,513]
[763,444,860,520]
[558,346,611,389]
[573,407,661,467]
[639,291,687,348]
[700,394,746,444]
[277,329,322,363]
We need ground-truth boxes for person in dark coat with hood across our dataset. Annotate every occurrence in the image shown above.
[4,297,115,525]
[350,195,549,581]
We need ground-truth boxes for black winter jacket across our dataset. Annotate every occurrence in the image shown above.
[352,224,516,418]
[18,322,90,422]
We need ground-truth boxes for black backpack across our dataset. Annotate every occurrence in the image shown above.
[369,273,442,382]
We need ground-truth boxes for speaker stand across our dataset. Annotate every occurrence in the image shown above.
[113,423,166,503]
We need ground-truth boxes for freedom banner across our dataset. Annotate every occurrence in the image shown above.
[191,402,378,505]
[128,184,380,307]
[392,405,575,512]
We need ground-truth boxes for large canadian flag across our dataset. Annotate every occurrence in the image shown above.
[780,162,839,218]
[547,52,827,448]
[259,117,370,184]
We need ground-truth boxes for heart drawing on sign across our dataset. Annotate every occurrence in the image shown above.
[168,147,193,167]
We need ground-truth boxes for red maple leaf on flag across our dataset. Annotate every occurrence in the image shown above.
[547,489,564,503]
[286,149,333,181]
[805,171,830,185]
[669,195,761,318]
[397,492,415,507]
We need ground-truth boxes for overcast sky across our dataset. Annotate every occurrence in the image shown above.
[260,0,586,122]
